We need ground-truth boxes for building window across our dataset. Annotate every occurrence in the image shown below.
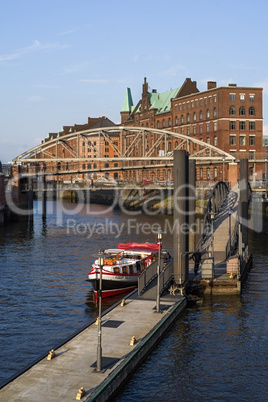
[193,112,197,121]
[206,109,210,118]
[240,93,245,101]
[249,94,255,102]
[213,121,217,131]
[230,135,236,145]
[199,98,203,106]
[181,128,184,135]
[249,107,255,115]
[249,151,255,160]
[200,167,203,179]
[213,107,217,117]
[187,113,190,123]
[187,126,190,135]
[206,123,210,132]
[239,121,246,130]
[199,110,203,120]
[230,121,236,130]
[175,140,178,148]
[213,95,217,103]
[249,136,255,145]
[204,97,207,105]
[239,135,246,145]
[230,94,235,101]
[239,106,246,115]
[193,125,196,135]
[249,121,255,130]
[214,136,218,146]
[157,120,160,128]
[207,167,211,179]
[195,99,198,107]
[168,118,172,127]
[181,115,184,124]
[214,167,218,178]
[207,137,210,144]
[175,116,179,125]
[229,106,236,115]
[230,150,236,158]
[162,120,166,128]
[200,124,203,134]
[209,96,212,104]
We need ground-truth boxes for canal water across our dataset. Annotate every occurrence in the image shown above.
[0,200,267,400]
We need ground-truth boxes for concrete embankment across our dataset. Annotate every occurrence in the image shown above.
[0,290,186,401]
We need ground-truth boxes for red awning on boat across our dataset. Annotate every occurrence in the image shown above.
[118,242,160,253]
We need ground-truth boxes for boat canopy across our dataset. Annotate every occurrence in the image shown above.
[118,242,160,253]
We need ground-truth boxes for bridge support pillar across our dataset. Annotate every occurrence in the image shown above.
[41,175,47,219]
[239,159,248,251]
[228,162,238,189]
[173,150,189,294]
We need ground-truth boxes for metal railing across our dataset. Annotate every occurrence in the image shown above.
[138,258,174,297]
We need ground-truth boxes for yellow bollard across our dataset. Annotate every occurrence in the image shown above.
[120,299,125,307]
[76,387,85,400]
[95,317,99,325]
[229,272,234,279]
[130,336,136,346]
[47,349,55,360]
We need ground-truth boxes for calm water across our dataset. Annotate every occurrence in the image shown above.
[0,200,267,401]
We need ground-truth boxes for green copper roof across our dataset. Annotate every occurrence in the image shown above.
[121,87,134,112]
[150,88,179,115]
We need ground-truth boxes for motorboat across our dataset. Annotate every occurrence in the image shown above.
[88,242,163,299]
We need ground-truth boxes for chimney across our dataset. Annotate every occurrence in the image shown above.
[207,81,217,90]
[228,83,237,87]
[152,89,157,93]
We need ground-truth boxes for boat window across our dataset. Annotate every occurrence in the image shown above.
[129,265,134,274]
[122,266,128,273]
[114,267,120,273]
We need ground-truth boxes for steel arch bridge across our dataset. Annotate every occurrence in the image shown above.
[13,127,235,177]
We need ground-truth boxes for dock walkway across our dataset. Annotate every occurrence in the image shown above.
[0,291,186,402]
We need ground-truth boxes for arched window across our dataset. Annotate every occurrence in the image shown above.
[199,110,203,120]
[207,137,210,144]
[206,109,210,118]
[214,136,218,146]
[157,120,160,128]
[239,106,246,115]
[168,118,172,127]
[213,107,217,117]
[214,167,218,178]
[162,120,166,128]
[187,113,190,123]
[200,167,203,179]
[168,141,172,152]
[175,140,178,149]
[181,115,184,124]
[193,112,197,121]
[229,106,236,115]
[249,106,255,115]
[175,116,179,125]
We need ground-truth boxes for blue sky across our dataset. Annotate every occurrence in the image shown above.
[0,0,268,163]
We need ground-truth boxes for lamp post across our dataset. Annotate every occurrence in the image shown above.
[152,230,166,313]
[156,231,162,313]
[96,248,106,372]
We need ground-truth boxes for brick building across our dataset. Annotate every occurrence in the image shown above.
[121,77,264,181]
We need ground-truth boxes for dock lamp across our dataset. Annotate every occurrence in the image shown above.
[95,248,110,373]
[153,230,166,313]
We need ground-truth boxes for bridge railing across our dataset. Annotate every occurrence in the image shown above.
[196,181,230,251]
[138,258,173,297]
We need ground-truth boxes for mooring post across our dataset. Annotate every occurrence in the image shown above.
[173,150,189,294]
[42,175,47,219]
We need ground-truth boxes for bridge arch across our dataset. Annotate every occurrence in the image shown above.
[12,127,235,182]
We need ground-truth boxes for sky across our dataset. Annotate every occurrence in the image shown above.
[1,0,268,163]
